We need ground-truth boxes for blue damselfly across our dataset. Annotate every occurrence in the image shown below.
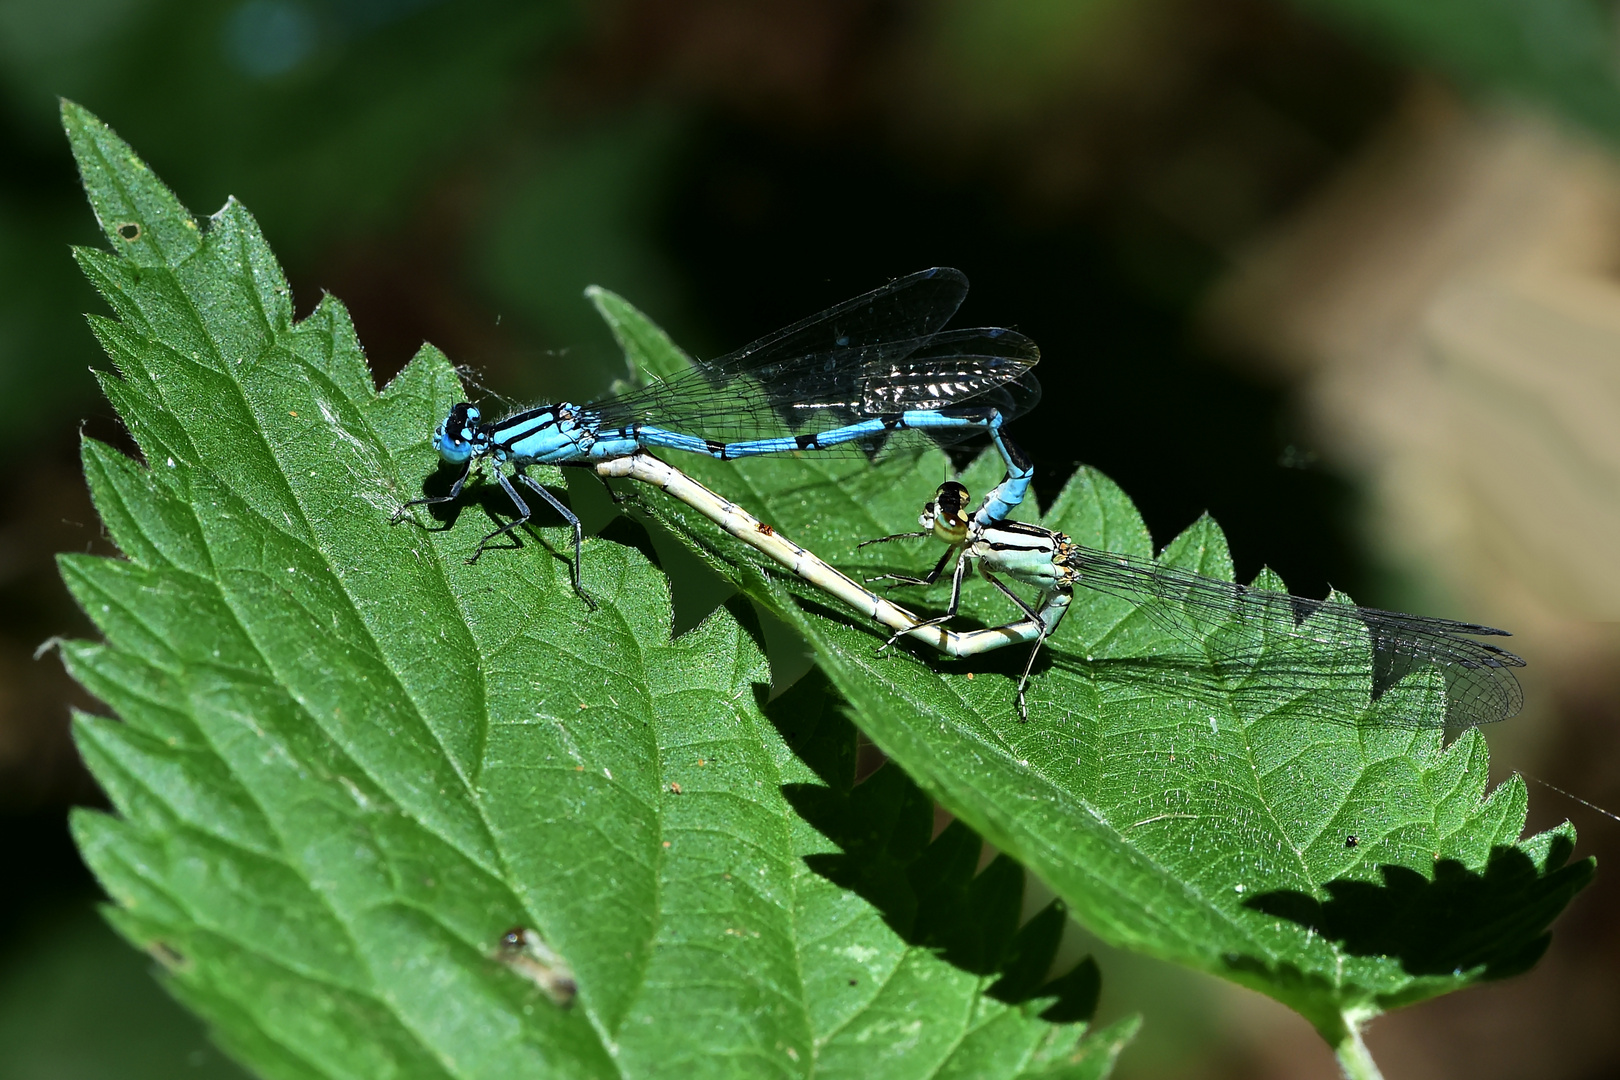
[400,269,1040,601]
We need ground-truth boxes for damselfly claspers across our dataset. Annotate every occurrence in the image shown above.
[861,481,1525,726]
[398,268,1040,600]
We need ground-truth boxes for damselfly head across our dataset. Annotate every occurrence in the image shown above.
[923,481,971,544]
[433,402,486,464]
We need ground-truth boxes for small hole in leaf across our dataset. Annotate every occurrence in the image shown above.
[117,223,141,241]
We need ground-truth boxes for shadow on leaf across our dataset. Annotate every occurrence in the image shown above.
[762,667,1099,1023]
[406,461,589,545]
[1242,837,1594,980]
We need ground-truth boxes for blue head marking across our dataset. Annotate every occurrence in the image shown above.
[433,402,485,464]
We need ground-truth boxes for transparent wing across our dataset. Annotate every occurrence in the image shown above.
[702,265,971,379]
[1070,547,1524,729]
[588,269,1042,452]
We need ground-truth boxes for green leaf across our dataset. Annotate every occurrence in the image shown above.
[585,288,1595,1054]
[59,102,1136,1079]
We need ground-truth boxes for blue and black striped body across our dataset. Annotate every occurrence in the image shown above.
[438,401,1034,521]
[404,268,1043,598]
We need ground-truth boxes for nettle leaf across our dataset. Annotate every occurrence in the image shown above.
[585,289,1595,1059]
[60,102,1139,1080]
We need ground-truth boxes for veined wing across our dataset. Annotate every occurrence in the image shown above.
[589,269,1041,450]
[702,265,971,378]
[1070,546,1524,729]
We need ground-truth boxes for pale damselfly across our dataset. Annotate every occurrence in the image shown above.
[860,481,1525,727]
[594,454,1063,666]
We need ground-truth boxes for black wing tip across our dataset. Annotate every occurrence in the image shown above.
[1359,606,1518,640]
[1480,642,1528,668]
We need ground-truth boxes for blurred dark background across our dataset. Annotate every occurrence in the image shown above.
[3,1,1617,1076]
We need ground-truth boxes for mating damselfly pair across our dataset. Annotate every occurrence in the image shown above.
[398,268,1523,729]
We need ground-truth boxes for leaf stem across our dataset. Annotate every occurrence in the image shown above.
[1335,1019,1384,1080]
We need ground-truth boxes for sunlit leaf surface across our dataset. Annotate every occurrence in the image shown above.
[587,287,1594,1047]
[59,102,1135,1080]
